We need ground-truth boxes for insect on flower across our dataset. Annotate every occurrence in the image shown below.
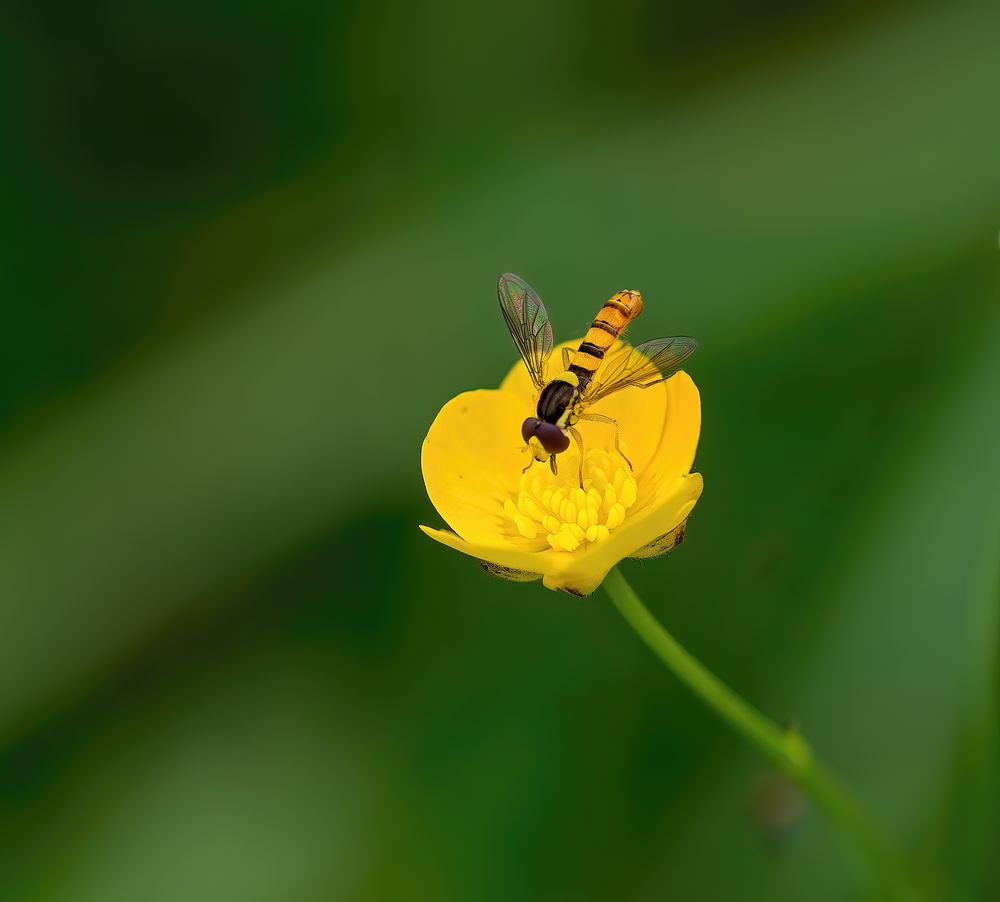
[419,273,703,596]
[500,273,698,486]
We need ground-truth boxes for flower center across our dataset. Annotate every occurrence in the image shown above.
[502,449,638,552]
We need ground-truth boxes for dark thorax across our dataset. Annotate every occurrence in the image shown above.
[536,380,578,425]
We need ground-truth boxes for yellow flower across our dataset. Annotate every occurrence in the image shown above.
[420,340,703,596]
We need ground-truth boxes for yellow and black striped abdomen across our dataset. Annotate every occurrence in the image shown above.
[568,290,644,389]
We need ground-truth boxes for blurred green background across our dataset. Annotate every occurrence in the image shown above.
[1,1,998,899]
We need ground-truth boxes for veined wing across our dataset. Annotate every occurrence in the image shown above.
[497,272,554,391]
[584,336,697,404]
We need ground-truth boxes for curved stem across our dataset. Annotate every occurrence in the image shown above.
[603,566,919,901]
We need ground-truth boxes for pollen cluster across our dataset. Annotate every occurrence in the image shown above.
[502,449,638,552]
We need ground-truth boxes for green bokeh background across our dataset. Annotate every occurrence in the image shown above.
[1,2,998,899]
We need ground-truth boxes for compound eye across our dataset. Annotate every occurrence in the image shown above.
[535,422,570,454]
[521,417,540,444]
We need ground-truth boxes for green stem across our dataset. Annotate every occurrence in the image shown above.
[603,566,919,901]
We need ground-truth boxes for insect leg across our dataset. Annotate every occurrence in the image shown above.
[577,413,633,471]
[562,347,572,370]
[567,426,585,488]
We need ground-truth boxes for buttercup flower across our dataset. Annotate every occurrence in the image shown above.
[420,340,703,595]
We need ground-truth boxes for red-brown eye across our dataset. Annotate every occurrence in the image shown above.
[521,417,540,443]
[535,422,570,454]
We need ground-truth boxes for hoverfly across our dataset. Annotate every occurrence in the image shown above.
[499,273,697,486]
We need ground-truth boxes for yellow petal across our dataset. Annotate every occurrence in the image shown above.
[421,389,526,546]
[535,475,703,593]
[419,525,544,574]
[535,475,703,595]
[421,352,704,598]
[600,473,703,570]
[645,371,701,484]
[421,463,697,597]
[629,519,688,559]
[418,524,594,596]
[499,339,669,475]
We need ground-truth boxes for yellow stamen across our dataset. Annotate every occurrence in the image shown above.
[502,449,638,551]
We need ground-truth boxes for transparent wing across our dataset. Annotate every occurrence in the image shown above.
[497,272,554,391]
[584,335,698,403]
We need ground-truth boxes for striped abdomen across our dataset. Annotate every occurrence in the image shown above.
[568,289,644,390]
